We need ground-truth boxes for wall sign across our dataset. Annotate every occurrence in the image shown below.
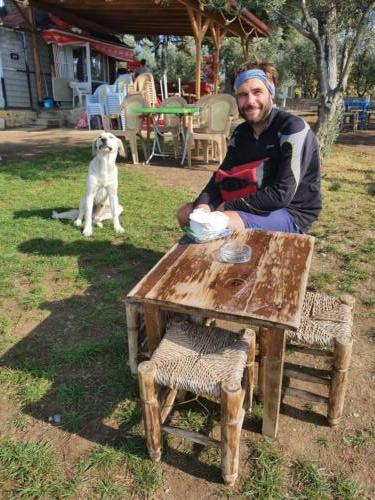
[10,53,19,60]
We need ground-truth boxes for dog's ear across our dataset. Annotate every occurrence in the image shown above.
[92,138,98,156]
[117,138,126,157]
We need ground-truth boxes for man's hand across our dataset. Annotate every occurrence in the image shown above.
[194,204,211,212]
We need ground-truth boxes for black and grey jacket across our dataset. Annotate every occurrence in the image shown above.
[194,107,322,232]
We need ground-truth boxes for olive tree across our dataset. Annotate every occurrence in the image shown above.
[207,0,375,154]
[348,36,375,96]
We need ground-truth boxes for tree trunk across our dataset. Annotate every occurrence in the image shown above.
[316,91,343,156]
[314,10,343,156]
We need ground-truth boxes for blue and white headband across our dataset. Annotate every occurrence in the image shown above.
[234,69,275,97]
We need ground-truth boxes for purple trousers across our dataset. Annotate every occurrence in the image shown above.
[236,208,302,233]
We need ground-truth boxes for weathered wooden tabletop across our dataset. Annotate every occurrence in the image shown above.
[127,230,314,331]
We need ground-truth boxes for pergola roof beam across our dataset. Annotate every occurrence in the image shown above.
[30,0,269,39]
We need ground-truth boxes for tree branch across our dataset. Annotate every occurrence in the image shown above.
[339,28,350,76]
[275,10,314,42]
[300,0,319,42]
[338,2,375,91]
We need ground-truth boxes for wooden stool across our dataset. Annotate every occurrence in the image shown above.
[138,318,256,485]
[258,292,354,426]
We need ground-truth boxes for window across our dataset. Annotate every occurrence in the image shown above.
[91,49,108,82]
[73,46,87,82]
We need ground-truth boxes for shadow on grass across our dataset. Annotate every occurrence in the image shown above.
[0,237,163,453]
[163,447,222,484]
[14,208,74,220]
[336,131,375,148]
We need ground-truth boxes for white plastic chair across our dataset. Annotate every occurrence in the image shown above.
[101,76,135,130]
[134,73,157,107]
[86,84,113,130]
[69,81,91,108]
[186,94,237,167]
[115,74,133,95]
[104,92,125,130]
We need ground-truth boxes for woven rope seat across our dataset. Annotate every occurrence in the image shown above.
[286,292,354,347]
[151,318,250,398]
[259,292,355,427]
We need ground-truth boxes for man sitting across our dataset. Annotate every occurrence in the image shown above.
[177,61,322,234]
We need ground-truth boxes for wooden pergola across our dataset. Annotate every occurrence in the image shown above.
[28,0,270,100]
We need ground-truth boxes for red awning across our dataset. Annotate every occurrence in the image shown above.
[2,10,25,28]
[41,28,134,62]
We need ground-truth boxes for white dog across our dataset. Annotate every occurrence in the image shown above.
[52,132,126,237]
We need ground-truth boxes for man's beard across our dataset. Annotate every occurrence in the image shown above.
[238,98,273,125]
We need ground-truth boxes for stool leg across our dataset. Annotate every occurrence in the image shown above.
[138,361,162,461]
[328,337,353,426]
[258,327,268,403]
[126,303,140,376]
[221,381,244,486]
[244,330,256,412]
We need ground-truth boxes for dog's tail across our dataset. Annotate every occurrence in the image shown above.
[52,209,79,220]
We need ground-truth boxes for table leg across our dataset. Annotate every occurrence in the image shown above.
[261,326,286,438]
[181,114,193,166]
[146,115,151,156]
[144,303,166,354]
[125,302,141,376]
[145,115,166,165]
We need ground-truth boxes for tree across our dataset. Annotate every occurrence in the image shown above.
[131,36,198,84]
[207,0,375,154]
[347,36,375,96]
[278,31,318,97]
[274,0,375,154]
[221,28,318,97]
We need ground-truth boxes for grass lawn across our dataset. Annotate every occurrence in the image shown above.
[0,143,374,498]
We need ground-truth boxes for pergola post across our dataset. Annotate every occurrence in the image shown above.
[186,5,210,100]
[11,0,43,103]
[28,5,43,103]
[211,23,226,94]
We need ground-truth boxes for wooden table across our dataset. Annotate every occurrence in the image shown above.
[126,230,314,438]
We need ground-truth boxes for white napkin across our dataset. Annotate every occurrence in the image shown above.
[189,208,229,240]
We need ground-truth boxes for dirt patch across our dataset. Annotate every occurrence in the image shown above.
[0,128,99,163]
[122,160,215,197]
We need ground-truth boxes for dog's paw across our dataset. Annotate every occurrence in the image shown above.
[74,219,82,227]
[114,225,125,234]
[52,210,59,219]
[95,221,103,228]
[82,227,93,237]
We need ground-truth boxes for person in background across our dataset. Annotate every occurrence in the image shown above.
[134,59,150,77]
[116,65,130,79]
[177,61,322,234]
